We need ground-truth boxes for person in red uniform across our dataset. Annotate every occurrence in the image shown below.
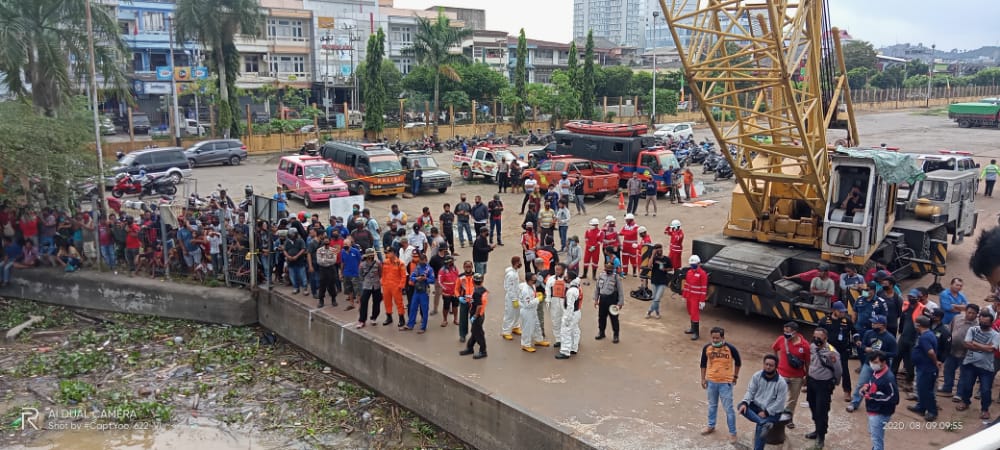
[684,255,708,340]
[602,215,620,263]
[638,226,652,246]
[620,213,641,278]
[665,219,684,271]
[583,218,603,280]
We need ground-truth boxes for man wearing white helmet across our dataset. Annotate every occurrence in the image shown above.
[556,272,583,359]
[665,219,685,271]
[602,216,620,264]
[620,213,641,278]
[684,254,709,340]
[582,218,603,280]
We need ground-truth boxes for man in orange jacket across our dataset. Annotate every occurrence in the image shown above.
[381,250,408,327]
[684,254,709,340]
[459,273,489,359]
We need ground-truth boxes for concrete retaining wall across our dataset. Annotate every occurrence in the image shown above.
[257,291,596,450]
[4,270,257,326]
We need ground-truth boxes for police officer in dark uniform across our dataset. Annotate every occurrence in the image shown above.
[460,273,489,359]
[818,301,855,402]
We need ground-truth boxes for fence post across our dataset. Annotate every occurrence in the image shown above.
[450,104,455,138]
[249,196,257,289]
[218,208,230,287]
[472,100,477,128]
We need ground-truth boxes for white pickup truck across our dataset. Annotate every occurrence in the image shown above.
[452,145,527,182]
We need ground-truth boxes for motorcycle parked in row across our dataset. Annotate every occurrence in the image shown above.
[110,173,177,198]
[714,158,735,181]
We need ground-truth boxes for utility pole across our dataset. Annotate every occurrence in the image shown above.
[84,0,109,225]
[651,11,659,124]
[168,14,182,146]
[926,44,936,108]
[321,32,333,119]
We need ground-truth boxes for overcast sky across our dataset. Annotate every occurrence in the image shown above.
[392,0,998,51]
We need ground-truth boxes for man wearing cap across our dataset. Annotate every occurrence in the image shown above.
[683,255,708,340]
[405,253,435,333]
[582,218,603,280]
[896,287,930,391]
[438,255,460,327]
[315,234,341,308]
[818,302,855,401]
[906,316,941,421]
[955,309,1000,420]
[557,172,573,200]
[771,321,810,428]
[805,328,841,448]
[429,243,449,317]
[356,248,382,328]
[939,304,980,398]
[646,244,672,319]
[594,262,625,343]
[848,315,898,413]
[620,213,640,278]
[501,257,523,340]
[459,273,489,359]
[809,264,836,306]
[556,274,583,359]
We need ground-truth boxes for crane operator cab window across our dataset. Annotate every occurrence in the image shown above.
[826,167,872,249]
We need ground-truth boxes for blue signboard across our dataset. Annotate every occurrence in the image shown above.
[192,66,209,80]
[155,66,172,81]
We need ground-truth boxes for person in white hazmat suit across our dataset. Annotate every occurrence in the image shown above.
[556,274,582,359]
[545,263,568,348]
[519,272,549,351]
[500,257,523,340]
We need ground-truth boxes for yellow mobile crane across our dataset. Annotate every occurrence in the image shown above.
[659,0,975,324]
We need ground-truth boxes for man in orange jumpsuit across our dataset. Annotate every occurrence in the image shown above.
[620,213,641,277]
[381,250,408,327]
[683,254,708,340]
[582,218,603,279]
[665,219,684,271]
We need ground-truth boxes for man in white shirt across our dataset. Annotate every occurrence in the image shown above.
[521,174,538,214]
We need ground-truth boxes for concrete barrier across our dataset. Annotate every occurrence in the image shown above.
[257,291,596,450]
[4,269,257,326]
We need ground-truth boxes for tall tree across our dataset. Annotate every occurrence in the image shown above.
[407,11,472,137]
[580,31,596,120]
[0,0,130,116]
[175,0,263,138]
[513,29,528,128]
[566,41,580,92]
[842,40,878,71]
[363,28,386,136]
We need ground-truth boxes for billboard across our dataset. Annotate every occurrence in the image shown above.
[155,66,209,81]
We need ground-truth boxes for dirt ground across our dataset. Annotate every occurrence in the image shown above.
[9,108,994,449]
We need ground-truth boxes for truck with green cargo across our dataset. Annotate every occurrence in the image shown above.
[948,102,1000,128]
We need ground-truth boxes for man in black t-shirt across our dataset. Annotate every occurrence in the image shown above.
[646,244,673,319]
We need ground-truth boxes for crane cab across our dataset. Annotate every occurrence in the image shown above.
[822,154,899,265]
[901,170,978,243]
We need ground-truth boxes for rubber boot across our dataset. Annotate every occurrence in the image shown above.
[397,314,405,328]
[684,321,695,334]
[691,322,700,340]
[582,267,588,279]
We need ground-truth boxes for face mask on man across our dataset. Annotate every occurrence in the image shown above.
[711,341,725,348]
[783,332,794,339]
[813,337,824,346]
[690,263,698,269]
[869,362,882,372]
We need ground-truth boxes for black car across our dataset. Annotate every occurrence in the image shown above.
[107,147,192,187]
[184,139,249,167]
[132,114,151,134]
[400,152,452,194]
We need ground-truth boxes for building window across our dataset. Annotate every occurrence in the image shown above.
[268,19,305,41]
[270,55,306,74]
[244,55,260,74]
[537,49,553,60]
[132,52,144,71]
[142,11,165,32]
[149,53,168,69]
[391,26,411,44]
[399,58,412,75]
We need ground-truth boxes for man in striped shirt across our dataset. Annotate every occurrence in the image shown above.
[700,327,742,443]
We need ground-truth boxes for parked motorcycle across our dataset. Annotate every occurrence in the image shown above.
[110,173,177,198]
[714,158,734,181]
[298,139,319,156]
[702,152,723,174]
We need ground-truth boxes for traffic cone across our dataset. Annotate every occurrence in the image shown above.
[618,191,626,210]
[690,183,698,199]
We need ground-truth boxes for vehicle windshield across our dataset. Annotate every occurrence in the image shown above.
[658,154,680,171]
[303,164,334,179]
[133,116,150,125]
[370,157,403,174]
[916,180,948,201]
[411,156,439,169]
[118,155,136,167]
[496,150,516,163]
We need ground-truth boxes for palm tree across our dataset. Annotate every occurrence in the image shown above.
[0,0,129,116]
[407,11,471,137]
[175,0,263,138]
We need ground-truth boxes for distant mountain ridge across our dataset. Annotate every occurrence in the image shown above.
[878,43,1000,64]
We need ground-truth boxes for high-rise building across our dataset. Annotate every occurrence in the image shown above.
[573,0,644,49]
[645,0,698,51]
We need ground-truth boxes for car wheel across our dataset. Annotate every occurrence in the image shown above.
[188,158,196,169]
[169,172,182,184]
[958,119,972,128]
[438,187,448,194]
[229,155,241,166]
[356,183,369,199]
[461,165,473,181]
[303,194,314,208]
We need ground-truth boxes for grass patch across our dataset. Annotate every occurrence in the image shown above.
[913,107,948,116]
[58,380,96,404]
[102,391,173,423]
[0,299,76,330]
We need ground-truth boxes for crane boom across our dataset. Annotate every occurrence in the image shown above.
[659,0,858,248]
